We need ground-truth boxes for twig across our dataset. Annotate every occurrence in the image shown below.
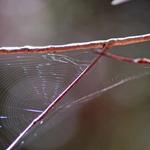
[102,52,150,64]
[0,33,150,55]
[6,47,107,150]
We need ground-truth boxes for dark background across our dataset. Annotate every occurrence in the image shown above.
[0,0,150,150]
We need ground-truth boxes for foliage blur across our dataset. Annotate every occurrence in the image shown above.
[0,0,150,150]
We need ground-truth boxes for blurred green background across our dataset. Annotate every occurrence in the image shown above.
[0,0,150,150]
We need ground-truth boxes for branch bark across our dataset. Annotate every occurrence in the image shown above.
[102,52,150,64]
[0,33,150,55]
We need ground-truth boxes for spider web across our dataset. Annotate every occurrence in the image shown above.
[0,49,149,149]
[0,50,98,149]
[14,55,150,150]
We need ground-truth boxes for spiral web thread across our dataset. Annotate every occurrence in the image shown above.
[0,49,149,149]
[0,49,99,149]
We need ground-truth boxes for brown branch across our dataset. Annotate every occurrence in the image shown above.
[0,33,150,55]
[4,33,150,149]
[6,47,107,150]
[102,52,150,64]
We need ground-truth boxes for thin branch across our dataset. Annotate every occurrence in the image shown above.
[103,52,150,64]
[0,33,150,55]
[6,48,107,150]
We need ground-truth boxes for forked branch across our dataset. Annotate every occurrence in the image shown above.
[5,33,150,150]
